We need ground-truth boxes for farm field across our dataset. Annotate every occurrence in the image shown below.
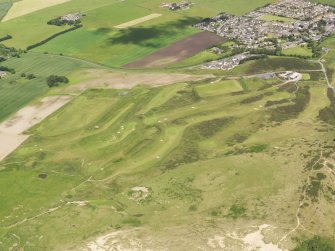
[0,72,335,250]
[0,0,278,67]
[2,0,73,22]
[0,51,102,121]
[124,31,225,68]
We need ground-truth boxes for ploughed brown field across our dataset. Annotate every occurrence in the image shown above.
[124,31,225,68]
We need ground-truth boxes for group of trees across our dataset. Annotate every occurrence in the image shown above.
[0,44,23,61]
[306,40,322,58]
[26,24,82,50]
[0,35,12,43]
[47,75,69,87]
[21,73,36,80]
[0,66,15,74]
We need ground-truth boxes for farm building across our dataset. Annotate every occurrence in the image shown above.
[61,13,81,22]
[0,71,7,79]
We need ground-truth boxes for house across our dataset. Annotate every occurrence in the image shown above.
[61,13,81,22]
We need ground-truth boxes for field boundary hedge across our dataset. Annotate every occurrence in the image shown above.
[0,34,12,42]
[26,25,82,50]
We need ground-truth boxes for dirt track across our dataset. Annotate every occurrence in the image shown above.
[67,71,214,92]
[124,31,225,68]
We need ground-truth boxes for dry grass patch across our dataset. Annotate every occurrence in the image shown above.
[114,13,162,29]
[2,0,72,22]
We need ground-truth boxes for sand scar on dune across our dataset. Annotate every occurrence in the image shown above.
[0,96,71,162]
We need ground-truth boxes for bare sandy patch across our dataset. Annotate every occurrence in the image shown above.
[114,13,162,29]
[0,96,71,162]
[129,186,150,202]
[225,224,285,251]
[2,0,73,22]
[68,70,214,92]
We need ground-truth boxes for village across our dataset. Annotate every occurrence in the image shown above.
[195,0,335,54]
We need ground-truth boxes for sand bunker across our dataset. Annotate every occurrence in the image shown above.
[2,0,72,22]
[130,186,150,201]
[0,96,71,161]
[114,13,162,29]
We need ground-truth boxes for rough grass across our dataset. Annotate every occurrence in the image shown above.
[319,88,335,125]
[269,86,310,122]
[293,236,335,251]
[227,57,321,76]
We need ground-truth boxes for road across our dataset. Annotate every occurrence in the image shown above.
[318,49,334,90]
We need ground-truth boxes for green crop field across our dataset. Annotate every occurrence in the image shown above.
[33,17,200,67]
[0,51,102,121]
[0,78,47,121]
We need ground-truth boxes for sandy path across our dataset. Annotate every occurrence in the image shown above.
[114,13,162,29]
[2,0,72,22]
[0,96,72,162]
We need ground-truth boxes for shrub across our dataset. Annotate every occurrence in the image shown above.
[47,75,69,87]
[293,236,335,251]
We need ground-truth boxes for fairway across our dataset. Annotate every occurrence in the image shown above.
[114,13,162,29]
[2,0,73,22]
